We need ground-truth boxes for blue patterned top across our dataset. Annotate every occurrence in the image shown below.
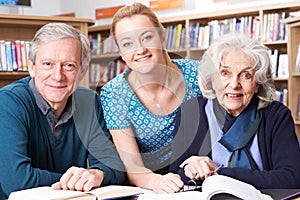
[100,59,201,171]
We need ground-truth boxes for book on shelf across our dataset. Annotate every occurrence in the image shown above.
[20,41,29,71]
[179,26,186,49]
[10,42,18,71]
[0,40,7,71]
[275,89,288,106]
[5,41,13,71]
[269,49,288,78]
[8,185,142,200]
[138,175,272,200]
[270,49,279,78]
[90,59,127,84]
[277,53,289,78]
[295,43,300,73]
[174,23,183,50]
[297,94,300,121]
[14,40,23,71]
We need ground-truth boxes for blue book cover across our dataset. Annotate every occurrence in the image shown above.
[5,41,13,71]
[11,42,18,71]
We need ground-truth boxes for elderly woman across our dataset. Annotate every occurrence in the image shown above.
[170,33,300,189]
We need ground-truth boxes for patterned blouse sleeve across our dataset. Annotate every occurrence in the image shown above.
[100,77,132,130]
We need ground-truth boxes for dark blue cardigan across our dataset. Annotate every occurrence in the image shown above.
[0,77,126,199]
[170,96,300,189]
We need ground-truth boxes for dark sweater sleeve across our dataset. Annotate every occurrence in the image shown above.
[73,89,126,186]
[218,102,300,189]
[170,97,209,184]
[0,89,61,199]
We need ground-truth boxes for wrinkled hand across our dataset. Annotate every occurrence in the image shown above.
[180,156,218,180]
[52,166,104,192]
[149,173,184,193]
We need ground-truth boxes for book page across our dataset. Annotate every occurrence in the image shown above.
[89,185,142,199]
[138,191,204,200]
[202,175,273,200]
[8,185,142,200]
[8,186,95,200]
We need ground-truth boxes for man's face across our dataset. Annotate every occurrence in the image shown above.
[28,38,86,112]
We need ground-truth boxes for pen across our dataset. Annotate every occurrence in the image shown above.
[213,164,224,173]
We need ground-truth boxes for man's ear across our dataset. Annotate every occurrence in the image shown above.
[79,65,88,80]
[27,59,35,78]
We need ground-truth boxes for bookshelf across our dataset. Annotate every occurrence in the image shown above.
[0,13,94,88]
[285,17,300,138]
[88,1,300,137]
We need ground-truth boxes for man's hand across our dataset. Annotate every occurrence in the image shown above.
[52,166,104,192]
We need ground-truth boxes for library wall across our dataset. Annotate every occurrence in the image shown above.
[0,0,294,24]
[0,0,61,16]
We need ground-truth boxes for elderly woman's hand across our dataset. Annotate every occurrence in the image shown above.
[179,156,218,180]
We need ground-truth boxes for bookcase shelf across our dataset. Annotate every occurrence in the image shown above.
[285,16,300,138]
[0,14,93,88]
[88,1,300,138]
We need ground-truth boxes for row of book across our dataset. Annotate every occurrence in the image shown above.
[89,59,127,84]
[275,89,288,106]
[89,34,118,56]
[189,16,260,49]
[165,23,186,50]
[261,12,288,42]
[89,11,295,56]
[269,49,289,78]
[0,40,30,72]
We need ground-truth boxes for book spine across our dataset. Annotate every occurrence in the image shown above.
[179,26,186,49]
[174,23,183,50]
[11,42,18,71]
[5,41,13,71]
[24,41,30,71]
[295,43,300,73]
[297,94,300,121]
[97,33,102,55]
[15,40,23,71]
[0,41,3,71]
[1,40,7,71]
[20,41,27,71]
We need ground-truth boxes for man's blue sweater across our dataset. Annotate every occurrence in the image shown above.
[0,77,126,199]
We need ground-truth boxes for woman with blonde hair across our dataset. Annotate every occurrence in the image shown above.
[100,3,201,193]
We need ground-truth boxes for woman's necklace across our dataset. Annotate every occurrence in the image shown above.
[129,66,183,116]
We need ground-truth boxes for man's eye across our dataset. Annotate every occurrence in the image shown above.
[42,62,53,69]
[63,64,76,71]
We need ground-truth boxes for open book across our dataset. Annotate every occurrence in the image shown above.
[138,175,273,200]
[8,185,142,200]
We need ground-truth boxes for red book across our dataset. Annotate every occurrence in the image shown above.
[15,40,23,71]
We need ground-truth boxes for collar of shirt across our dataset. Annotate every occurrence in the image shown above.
[29,78,75,128]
